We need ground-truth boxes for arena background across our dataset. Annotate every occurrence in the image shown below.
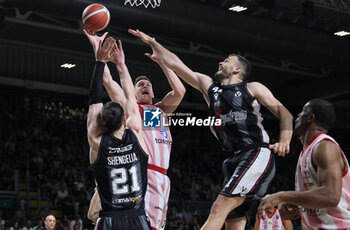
[0,0,349,229]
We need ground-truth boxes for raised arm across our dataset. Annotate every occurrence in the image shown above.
[247,82,293,156]
[111,40,142,133]
[102,66,125,107]
[258,140,344,217]
[83,29,125,106]
[87,37,116,164]
[129,29,213,102]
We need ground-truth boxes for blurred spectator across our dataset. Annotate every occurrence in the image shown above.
[8,221,19,230]
[33,218,44,230]
[182,206,193,224]
[11,210,24,229]
[69,214,82,230]
[55,183,68,206]
[23,219,34,230]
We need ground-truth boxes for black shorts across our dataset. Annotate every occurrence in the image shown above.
[221,146,275,199]
[221,146,275,220]
[95,209,151,230]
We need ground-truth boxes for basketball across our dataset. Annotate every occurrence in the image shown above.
[82,4,110,32]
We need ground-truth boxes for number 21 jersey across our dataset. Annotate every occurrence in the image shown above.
[92,129,149,211]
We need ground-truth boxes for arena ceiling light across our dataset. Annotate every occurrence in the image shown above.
[229,5,248,12]
[61,63,76,69]
[334,31,350,37]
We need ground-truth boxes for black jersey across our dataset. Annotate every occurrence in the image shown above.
[208,82,270,152]
[92,129,148,212]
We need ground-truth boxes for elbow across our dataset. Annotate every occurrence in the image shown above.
[177,86,186,98]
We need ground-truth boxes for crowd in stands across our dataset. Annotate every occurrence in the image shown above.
[0,87,306,229]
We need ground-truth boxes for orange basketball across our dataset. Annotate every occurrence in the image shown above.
[82,4,110,32]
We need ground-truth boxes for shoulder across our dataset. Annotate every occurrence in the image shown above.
[246,81,276,102]
[313,139,342,168]
[246,81,268,93]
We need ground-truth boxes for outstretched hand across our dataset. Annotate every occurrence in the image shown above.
[96,37,116,63]
[128,29,161,63]
[269,141,290,157]
[111,40,125,65]
[83,28,108,59]
[128,29,156,44]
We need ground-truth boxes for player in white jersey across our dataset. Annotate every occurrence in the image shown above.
[84,29,186,230]
[258,98,350,230]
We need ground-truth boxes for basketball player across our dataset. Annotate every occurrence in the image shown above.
[43,215,56,230]
[129,29,293,230]
[258,98,350,230]
[87,37,151,229]
[84,29,186,230]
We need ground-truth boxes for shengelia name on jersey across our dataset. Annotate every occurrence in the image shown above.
[107,152,138,166]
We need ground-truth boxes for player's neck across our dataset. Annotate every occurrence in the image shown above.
[137,100,153,105]
[112,127,125,139]
[303,125,327,148]
[220,75,242,86]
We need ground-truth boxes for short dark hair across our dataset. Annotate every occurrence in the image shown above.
[229,54,251,80]
[100,101,124,133]
[307,98,336,130]
[134,75,151,85]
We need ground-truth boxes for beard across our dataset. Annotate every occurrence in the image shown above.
[214,70,229,82]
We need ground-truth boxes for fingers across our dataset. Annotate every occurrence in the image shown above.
[128,29,138,36]
[269,143,290,156]
[144,53,151,58]
[101,31,109,41]
[118,40,123,52]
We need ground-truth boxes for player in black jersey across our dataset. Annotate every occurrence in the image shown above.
[129,29,293,230]
[87,37,151,230]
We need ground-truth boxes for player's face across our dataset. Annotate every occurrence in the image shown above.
[214,56,239,81]
[295,102,312,136]
[135,79,154,103]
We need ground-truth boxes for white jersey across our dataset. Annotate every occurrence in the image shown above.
[259,208,285,230]
[295,132,350,230]
[138,103,172,170]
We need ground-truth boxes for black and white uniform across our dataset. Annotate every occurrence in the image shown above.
[208,82,275,218]
[92,129,151,230]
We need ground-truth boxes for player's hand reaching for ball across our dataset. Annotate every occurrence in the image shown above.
[83,28,108,60]
[110,40,125,66]
[96,37,115,63]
